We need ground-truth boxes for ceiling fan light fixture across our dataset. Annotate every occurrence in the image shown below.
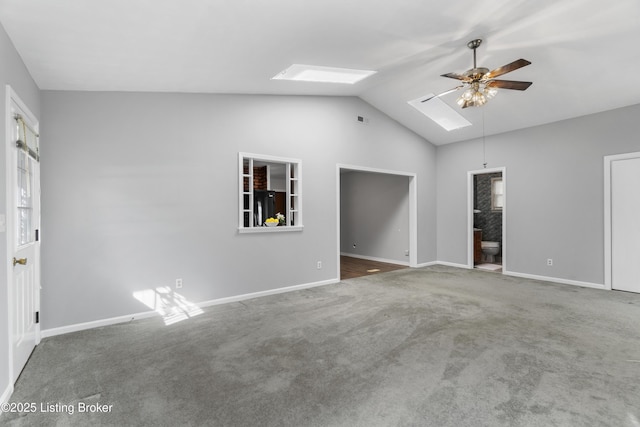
[457,83,492,107]
[437,39,532,109]
[472,91,487,106]
[484,86,498,99]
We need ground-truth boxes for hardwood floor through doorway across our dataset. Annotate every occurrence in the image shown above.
[340,255,408,280]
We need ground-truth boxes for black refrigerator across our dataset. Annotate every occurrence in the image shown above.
[254,190,275,226]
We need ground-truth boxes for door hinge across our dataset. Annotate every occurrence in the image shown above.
[35,311,39,324]
[35,229,39,242]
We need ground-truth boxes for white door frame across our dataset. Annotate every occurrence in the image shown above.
[604,151,640,291]
[336,164,418,280]
[5,85,41,385]
[467,167,506,270]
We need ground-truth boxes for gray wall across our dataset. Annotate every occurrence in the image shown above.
[40,91,437,330]
[340,171,410,263]
[436,103,640,283]
[0,23,41,400]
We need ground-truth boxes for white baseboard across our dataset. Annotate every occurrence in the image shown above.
[436,261,472,269]
[414,261,437,268]
[431,263,605,290]
[41,278,340,339]
[198,278,339,308]
[41,310,158,339]
[503,270,606,290]
[340,252,409,266]
[37,267,607,341]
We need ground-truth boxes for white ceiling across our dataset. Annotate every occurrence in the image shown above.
[1,0,639,145]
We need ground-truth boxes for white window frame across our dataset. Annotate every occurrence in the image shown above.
[238,152,303,233]
[491,177,504,211]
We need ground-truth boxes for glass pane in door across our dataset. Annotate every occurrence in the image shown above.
[17,150,33,246]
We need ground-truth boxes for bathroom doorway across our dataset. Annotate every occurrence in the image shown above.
[467,167,506,273]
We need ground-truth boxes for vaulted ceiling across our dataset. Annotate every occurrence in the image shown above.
[1,0,639,145]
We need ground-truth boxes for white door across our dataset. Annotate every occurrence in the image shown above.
[8,90,41,382]
[611,156,640,293]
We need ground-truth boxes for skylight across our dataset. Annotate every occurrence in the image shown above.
[408,95,471,131]
[272,64,376,84]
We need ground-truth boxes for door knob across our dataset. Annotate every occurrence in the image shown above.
[13,257,27,266]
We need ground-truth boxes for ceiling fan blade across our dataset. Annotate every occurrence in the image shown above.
[421,86,464,103]
[441,72,472,82]
[484,59,531,79]
[486,80,532,91]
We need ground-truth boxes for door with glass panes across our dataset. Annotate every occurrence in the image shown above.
[9,94,41,382]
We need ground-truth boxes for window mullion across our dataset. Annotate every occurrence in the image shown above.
[286,162,291,226]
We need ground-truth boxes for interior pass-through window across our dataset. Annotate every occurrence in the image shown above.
[238,153,303,233]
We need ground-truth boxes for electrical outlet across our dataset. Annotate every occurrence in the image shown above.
[547,259,553,266]
[353,243,357,248]
[176,278,183,289]
[405,250,409,256]
[317,261,322,270]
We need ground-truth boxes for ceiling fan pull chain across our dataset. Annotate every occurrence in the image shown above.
[482,109,487,169]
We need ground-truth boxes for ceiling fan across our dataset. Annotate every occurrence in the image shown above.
[423,39,532,108]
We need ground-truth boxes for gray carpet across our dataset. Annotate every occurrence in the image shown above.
[4,265,640,426]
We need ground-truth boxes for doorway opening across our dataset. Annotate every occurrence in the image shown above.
[468,167,506,273]
[340,255,408,280]
[604,151,640,293]
[337,165,417,280]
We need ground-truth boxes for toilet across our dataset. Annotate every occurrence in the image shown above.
[481,241,500,262]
